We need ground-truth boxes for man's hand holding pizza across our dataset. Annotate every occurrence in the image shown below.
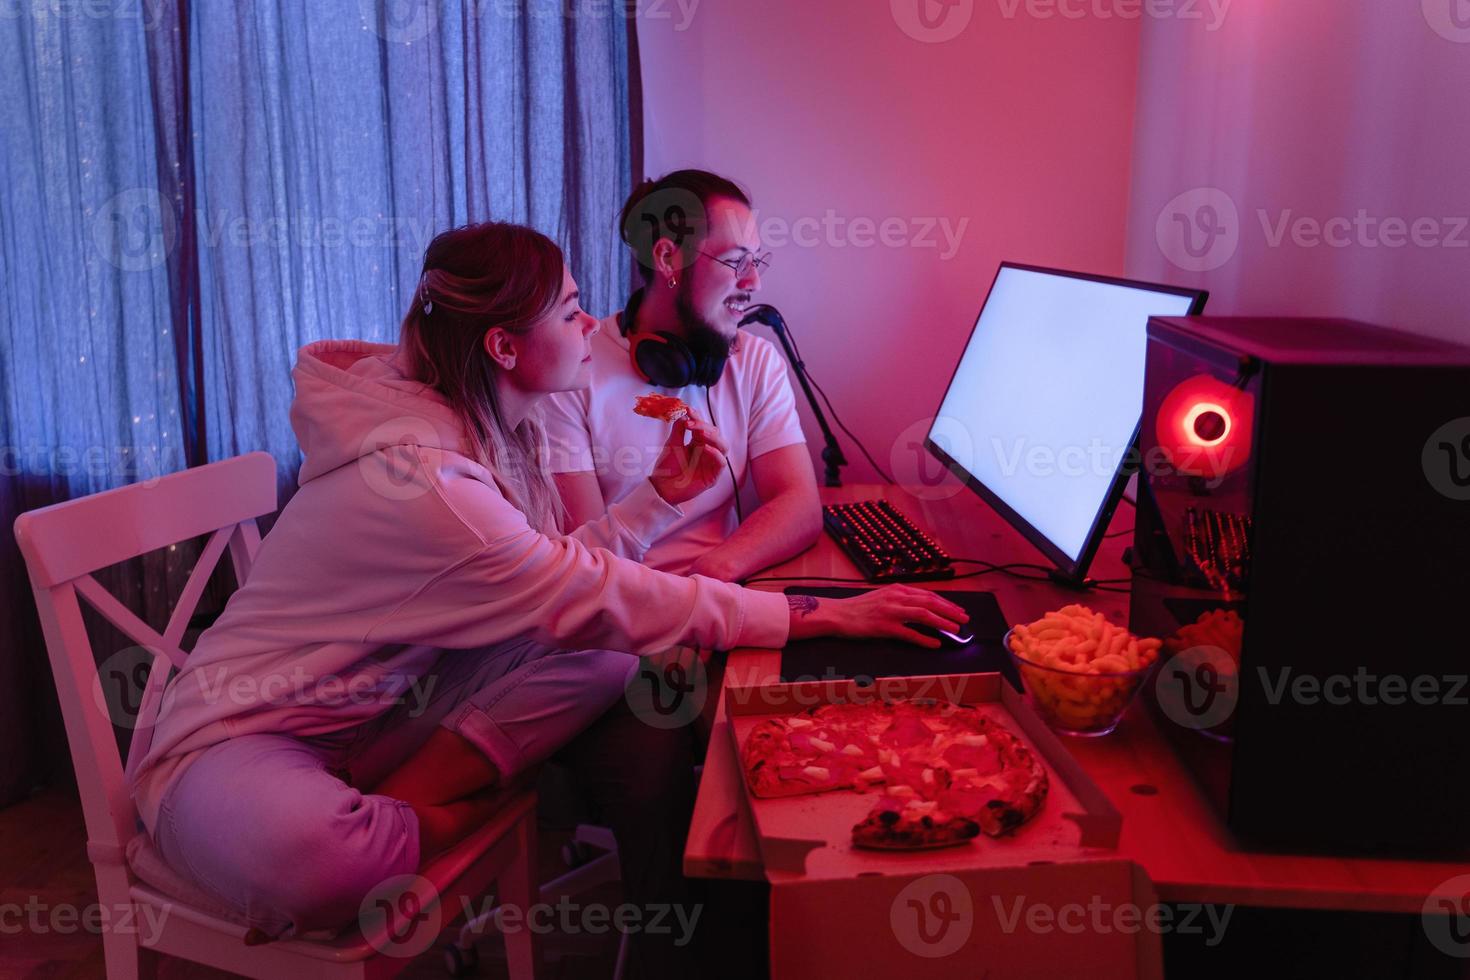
[644,397,731,507]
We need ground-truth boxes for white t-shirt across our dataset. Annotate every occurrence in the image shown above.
[541,311,808,574]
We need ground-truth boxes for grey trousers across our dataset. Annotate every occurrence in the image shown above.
[152,640,636,937]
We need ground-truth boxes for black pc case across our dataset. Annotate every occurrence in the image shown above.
[1130,316,1470,855]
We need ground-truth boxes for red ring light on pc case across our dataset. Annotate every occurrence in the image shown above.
[1156,375,1253,479]
[1182,401,1232,447]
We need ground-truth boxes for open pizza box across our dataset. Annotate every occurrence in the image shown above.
[723,672,1123,879]
[725,673,1162,979]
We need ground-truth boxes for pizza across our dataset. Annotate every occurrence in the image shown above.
[740,698,1049,850]
[633,393,690,422]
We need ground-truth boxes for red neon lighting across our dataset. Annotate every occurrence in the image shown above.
[1182,401,1232,447]
[1155,376,1254,479]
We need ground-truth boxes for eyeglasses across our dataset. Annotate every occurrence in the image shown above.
[697,249,773,279]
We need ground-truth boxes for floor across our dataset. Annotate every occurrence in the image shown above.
[11,783,1462,980]
[0,786,623,980]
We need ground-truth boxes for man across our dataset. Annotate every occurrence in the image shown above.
[543,169,822,582]
[544,171,817,977]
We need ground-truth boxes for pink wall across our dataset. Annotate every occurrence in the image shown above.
[636,1,1145,483]
[1126,1,1470,343]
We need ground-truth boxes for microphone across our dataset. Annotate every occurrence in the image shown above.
[738,304,785,330]
[737,304,848,487]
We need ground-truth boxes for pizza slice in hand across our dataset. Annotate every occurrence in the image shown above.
[633,393,691,422]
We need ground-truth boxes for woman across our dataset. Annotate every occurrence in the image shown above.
[126,221,967,941]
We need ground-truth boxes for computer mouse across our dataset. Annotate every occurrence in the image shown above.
[911,623,976,647]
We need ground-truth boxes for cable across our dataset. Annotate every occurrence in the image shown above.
[748,559,1054,588]
[703,384,744,523]
[808,371,897,484]
[743,574,884,586]
[749,311,1136,588]
[746,559,1134,593]
[779,316,896,484]
[950,557,1054,579]
[749,566,1024,587]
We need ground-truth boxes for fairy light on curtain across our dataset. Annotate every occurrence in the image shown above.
[0,0,196,803]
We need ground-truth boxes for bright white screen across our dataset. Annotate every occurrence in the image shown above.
[929,267,1197,563]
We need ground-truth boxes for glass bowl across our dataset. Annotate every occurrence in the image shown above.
[1003,627,1157,737]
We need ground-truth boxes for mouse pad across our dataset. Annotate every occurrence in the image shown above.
[779,587,1019,690]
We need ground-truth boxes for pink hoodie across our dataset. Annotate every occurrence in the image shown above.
[126,340,790,833]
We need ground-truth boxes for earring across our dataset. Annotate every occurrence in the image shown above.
[667,276,678,288]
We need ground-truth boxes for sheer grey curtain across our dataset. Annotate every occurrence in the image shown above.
[192,2,635,492]
[0,0,637,807]
[0,1,196,807]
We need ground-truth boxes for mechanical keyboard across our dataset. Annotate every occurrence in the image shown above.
[822,499,954,582]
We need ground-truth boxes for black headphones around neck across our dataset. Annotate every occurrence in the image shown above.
[621,288,748,523]
[621,288,730,389]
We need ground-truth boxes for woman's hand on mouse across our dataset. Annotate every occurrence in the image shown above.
[786,585,969,649]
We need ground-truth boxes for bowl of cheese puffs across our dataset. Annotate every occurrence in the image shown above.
[1005,605,1162,737]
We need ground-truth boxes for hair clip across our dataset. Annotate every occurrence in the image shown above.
[419,276,433,316]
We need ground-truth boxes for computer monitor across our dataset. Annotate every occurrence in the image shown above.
[924,262,1208,583]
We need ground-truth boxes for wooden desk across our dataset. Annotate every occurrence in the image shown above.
[685,485,1468,914]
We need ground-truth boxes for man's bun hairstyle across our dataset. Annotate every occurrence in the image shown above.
[619,169,751,284]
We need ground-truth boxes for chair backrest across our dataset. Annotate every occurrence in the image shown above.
[12,451,278,867]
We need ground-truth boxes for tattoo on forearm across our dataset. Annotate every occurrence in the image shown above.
[787,595,819,618]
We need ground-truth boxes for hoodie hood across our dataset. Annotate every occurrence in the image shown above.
[289,340,472,486]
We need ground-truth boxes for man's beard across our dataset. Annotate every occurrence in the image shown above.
[673,281,734,363]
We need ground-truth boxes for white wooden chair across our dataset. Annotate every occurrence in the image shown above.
[13,451,540,979]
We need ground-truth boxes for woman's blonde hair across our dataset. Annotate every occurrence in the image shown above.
[399,222,564,533]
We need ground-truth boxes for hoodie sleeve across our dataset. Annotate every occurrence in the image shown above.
[563,478,681,561]
[362,451,790,654]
